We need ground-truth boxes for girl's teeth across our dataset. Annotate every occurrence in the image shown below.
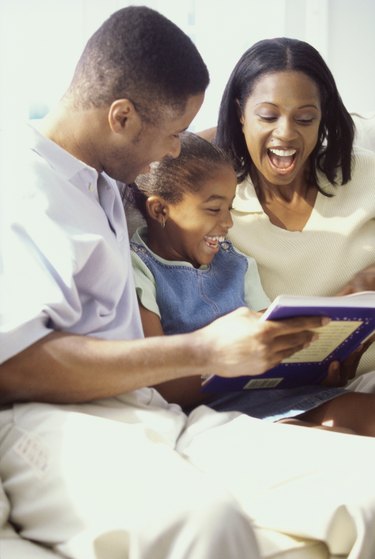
[204,235,227,249]
[205,236,225,242]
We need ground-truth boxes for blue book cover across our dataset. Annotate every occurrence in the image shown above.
[202,291,375,391]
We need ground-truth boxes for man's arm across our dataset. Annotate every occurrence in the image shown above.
[0,330,205,405]
[0,308,326,405]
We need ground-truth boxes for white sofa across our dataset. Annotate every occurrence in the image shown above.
[1,111,373,559]
[352,111,375,151]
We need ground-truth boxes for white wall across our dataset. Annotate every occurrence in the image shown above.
[327,0,375,114]
[1,0,374,130]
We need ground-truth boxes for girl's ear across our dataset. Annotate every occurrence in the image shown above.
[146,196,169,227]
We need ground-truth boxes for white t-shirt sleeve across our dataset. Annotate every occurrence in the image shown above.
[130,251,161,318]
[242,253,271,311]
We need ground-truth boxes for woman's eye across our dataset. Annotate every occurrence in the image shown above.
[296,117,315,125]
[206,208,220,214]
[258,115,277,122]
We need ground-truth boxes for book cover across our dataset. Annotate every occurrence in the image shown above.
[202,291,375,391]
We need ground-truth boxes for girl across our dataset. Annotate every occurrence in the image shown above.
[129,131,375,435]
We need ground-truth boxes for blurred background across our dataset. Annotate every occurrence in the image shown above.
[1,0,374,132]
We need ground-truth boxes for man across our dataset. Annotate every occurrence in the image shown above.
[1,6,374,559]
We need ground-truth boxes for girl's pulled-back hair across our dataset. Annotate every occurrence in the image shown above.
[129,132,233,219]
[216,37,354,188]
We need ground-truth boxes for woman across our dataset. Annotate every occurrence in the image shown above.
[211,37,375,381]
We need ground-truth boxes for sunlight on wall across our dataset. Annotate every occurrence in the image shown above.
[0,0,374,131]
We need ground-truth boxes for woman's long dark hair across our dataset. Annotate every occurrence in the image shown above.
[215,37,354,189]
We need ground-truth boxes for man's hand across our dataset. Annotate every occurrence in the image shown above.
[198,307,326,378]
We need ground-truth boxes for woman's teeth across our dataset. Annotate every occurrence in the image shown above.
[268,148,296,157]
[267,148,296,169]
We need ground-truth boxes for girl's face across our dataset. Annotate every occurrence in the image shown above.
[240,70,322,191]
[163,165,236,267]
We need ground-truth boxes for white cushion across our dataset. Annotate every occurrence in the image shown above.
[255,527,332,558]
[352,111,375,151]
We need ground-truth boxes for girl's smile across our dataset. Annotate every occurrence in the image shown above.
[204,235,226,250]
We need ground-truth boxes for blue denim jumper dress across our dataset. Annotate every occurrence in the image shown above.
[130,240,248,334]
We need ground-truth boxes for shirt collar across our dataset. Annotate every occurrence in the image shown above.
[28,121,100,198]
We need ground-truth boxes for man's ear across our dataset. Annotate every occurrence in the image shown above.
[108,99,142,135]
[146,196,169,226]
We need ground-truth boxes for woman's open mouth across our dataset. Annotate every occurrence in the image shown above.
[267,148,297,174]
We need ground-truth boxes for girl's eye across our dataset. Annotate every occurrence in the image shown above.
[206,208,221,214]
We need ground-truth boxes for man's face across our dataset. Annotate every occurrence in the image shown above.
[103,93,204,184]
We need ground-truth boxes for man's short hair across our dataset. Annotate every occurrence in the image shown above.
[66,6,209,122]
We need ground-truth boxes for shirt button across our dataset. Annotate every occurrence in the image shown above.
[88,183,95,192]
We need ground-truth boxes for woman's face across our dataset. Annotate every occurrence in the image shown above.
[240,70,322,190]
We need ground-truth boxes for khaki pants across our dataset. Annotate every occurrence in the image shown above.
[0,392,259,559]
[1,390,375,558]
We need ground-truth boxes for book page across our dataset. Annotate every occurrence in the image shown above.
[282,320,363,363]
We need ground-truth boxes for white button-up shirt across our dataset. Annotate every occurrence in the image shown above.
[0,123,143,363]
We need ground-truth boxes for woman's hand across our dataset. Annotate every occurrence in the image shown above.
[337,264,375,295]
[324,332,375,387]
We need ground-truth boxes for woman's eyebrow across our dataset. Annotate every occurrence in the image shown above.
[255,102,320,109]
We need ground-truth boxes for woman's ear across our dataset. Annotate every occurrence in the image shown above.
[146,196,169,227]
[235,99,244,125]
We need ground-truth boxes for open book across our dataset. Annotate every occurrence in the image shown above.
[202,291,375,391]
